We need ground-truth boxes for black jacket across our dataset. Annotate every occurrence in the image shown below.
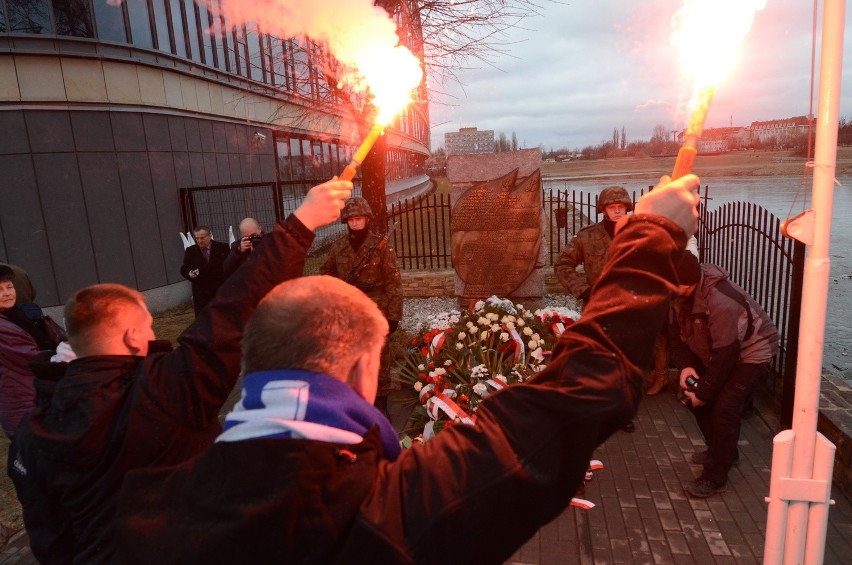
[180,240,231,314]
[10,215,314,565]
[114,215,689,564]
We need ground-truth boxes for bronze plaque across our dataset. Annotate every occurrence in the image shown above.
[451,168,543,297]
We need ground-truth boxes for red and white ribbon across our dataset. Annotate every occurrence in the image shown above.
[509,328,525,361]
[426,390,474,425]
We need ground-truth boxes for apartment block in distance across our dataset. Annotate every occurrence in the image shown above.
[445,127,495,155]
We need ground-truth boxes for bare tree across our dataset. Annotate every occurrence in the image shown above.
[511,131,518,151]
[395,0,550,89]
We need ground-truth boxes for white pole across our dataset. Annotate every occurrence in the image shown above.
[777,0,845,562]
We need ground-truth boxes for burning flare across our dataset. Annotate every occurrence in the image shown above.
[669,0,767,178]
[211,0,423,125]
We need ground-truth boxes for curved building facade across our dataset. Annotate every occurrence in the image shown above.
[0,0,430,311]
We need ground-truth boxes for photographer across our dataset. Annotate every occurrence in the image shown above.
[223,217,265,277]
[669,254,778,498]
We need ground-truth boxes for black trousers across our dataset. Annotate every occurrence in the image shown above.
[690,362,768,484]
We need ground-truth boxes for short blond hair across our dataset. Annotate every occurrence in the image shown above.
[242,276,387,379]
[65,284,146,354]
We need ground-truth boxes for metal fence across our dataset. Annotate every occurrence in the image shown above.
[181,180,803,416]
[696,201,805,421]
[180,180,361,254]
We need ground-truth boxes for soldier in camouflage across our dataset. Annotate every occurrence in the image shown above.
[320,197,403,332]
[555,186,632,302]
[555,185,670,403]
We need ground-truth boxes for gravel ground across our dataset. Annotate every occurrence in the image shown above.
[401,294,582,333]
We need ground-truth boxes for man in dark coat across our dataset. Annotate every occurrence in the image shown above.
[113,174,701,564]
[8,179,352,564]
[670,254,779,498]
[180,226,231,315]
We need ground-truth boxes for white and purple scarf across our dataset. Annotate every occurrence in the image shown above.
[218,369,401,461]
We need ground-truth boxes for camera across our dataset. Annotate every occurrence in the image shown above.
[678,375,699,408]
[244,233,264,247]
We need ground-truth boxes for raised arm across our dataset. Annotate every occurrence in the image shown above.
[145,179,352,428]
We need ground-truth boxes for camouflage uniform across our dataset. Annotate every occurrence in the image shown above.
[320,198,403,322]
[321,233,403,321]
[554,222,613,300]
[554,186,633,300]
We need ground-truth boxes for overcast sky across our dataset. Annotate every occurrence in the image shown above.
[427,0,852,152]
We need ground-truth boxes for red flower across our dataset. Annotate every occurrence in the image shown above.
[418,373,427,380]
[420,347,429,357]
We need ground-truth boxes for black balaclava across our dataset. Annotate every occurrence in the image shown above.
[347,219,370,251]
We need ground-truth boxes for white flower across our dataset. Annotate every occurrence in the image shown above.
[477,317,489,326]
[528,340,538,350]
[517,318,526,327]
[495,374,508,383]
[414,381,423,391]
[435,367,447,376]
[456,342,464,350]
[486,312,499,321]
[515,304,524,310]
[480,332,488,342]
[418,364,425,371]
[472,382,488,396]
[505,322,516,330]
[530,347,545,362]
[469,326,479,334]
[444,360,453,367]
[490,324,501,332]
[457,332,467,340]
[470,364,489,379]
[466,321,474,328]
[474,300,485,311]
[532,333,541,342]
[499,332,510,342]
[523,327,533,336]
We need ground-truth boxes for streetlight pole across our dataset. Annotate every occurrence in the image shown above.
[763,1,845,563]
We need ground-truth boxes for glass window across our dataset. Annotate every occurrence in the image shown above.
[6,0,52,33]
[127,0,153,48]
[152,0,172,52]
[276,137,291,181]
[290,138,303,180]
[53,0,94,37]
[183,0,201,62]
[245,22,262,81]
[198,2,215,67]
[232,24,248,78]
[168,0,187,58]
[92,0,127,43]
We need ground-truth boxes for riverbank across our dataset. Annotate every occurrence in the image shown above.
[542,146,852,180]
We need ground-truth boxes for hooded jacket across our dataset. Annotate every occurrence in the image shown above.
[669,263,779,402]
[9,215,314,565]
[114,214,689,564]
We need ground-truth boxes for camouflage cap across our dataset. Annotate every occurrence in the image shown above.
[596,186,634,215]
[341,197,374,223]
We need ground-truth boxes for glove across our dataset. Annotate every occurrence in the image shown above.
[388,320,399,333]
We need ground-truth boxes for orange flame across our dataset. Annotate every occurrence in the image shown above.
[670,0,767,135]
[212,0,423,125]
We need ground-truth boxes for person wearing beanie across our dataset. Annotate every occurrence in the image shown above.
[669,254,779,498]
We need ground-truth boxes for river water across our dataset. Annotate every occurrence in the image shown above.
[544,175,852,385]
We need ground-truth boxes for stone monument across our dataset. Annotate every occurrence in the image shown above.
[447,149,545,309]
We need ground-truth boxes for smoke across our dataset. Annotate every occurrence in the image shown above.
[209,0,423,121]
